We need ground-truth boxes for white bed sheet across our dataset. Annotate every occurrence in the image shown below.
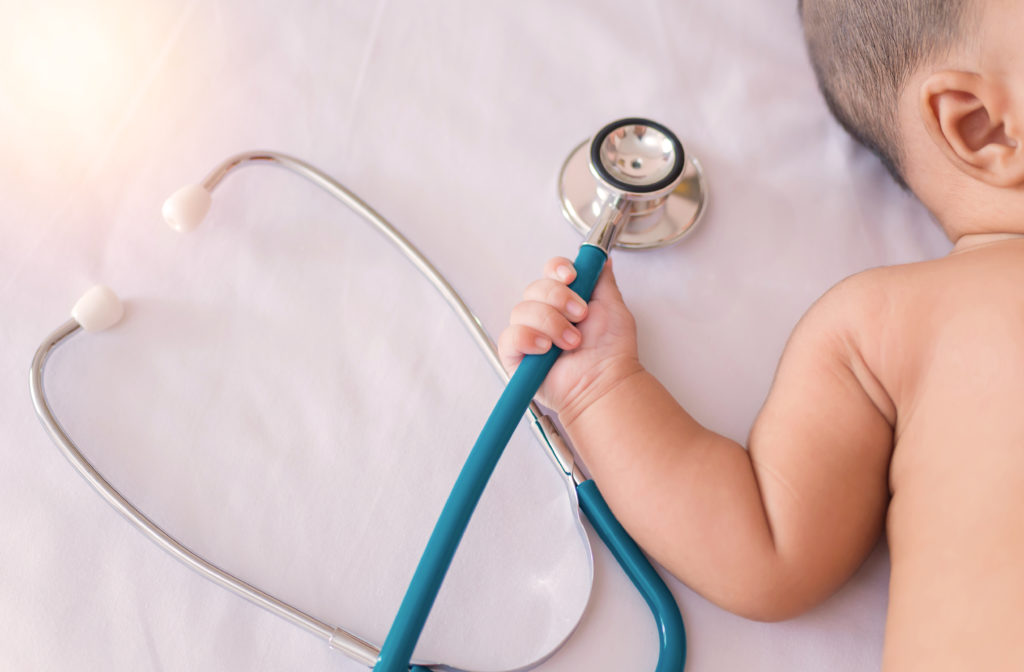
[0,1,952,670]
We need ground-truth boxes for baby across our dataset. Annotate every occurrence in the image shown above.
[498,0,1024,669]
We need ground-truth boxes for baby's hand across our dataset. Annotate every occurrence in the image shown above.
[497,256,642,423]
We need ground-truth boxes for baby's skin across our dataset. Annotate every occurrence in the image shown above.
[498,238,1024,670]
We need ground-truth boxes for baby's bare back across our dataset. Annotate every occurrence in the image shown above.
[858,240,1024,670]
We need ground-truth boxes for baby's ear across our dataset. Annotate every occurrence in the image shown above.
[920,70,1024,188]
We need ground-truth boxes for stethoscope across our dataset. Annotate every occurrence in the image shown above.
[30,117,707,671]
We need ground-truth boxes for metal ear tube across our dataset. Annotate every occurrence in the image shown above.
[32,118,706,672]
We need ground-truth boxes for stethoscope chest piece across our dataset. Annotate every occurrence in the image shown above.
[558,117,707,249]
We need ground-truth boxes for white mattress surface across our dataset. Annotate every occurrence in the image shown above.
[0,1,951,670]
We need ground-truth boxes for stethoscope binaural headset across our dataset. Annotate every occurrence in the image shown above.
[31,118,707,671]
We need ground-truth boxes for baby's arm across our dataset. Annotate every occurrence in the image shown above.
[500,258,894,621]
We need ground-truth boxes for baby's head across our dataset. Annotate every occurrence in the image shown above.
[800,0,1024,241]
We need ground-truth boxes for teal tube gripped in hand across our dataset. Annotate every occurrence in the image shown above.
[373,244,608,672]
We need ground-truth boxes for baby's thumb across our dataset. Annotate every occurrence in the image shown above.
[591,259,624,304]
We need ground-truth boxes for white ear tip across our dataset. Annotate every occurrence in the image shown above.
[162,184,211,233]
[71,285,124,332]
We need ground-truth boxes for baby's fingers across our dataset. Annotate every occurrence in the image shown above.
[497,325,552,373]
[523,278,588,323]
[543,257,577,284]
[510,300,582,350]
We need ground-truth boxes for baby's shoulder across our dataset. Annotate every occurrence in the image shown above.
[803,265,901,330]
[804,261,943,359]
[819,256,956,314]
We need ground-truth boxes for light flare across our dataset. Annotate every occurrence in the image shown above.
[4,3,133,139]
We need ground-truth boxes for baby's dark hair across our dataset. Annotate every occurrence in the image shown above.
[798,0,975,189]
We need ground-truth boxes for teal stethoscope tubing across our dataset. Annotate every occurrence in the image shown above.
[376,244,685,671]
[31,150,686,671]
[577,478,685,672]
